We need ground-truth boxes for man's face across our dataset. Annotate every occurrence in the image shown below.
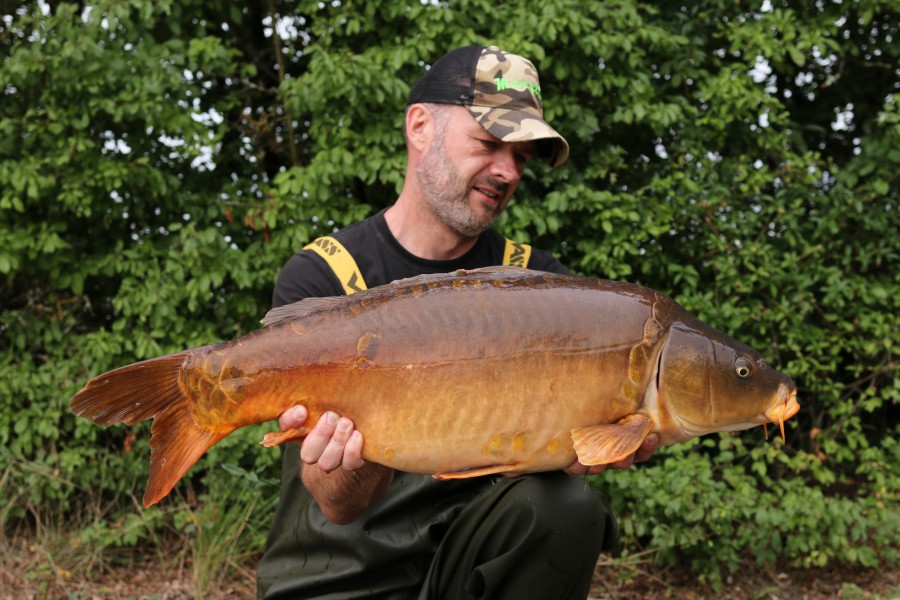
[416,106,537,238]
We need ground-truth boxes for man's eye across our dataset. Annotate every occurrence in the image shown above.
[480,139,498,150]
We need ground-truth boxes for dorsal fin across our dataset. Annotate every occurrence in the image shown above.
[261,296,348,327]
[387,266,539,288]
[262,267,543,327]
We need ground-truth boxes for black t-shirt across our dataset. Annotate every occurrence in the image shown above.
[258,210,567,599]
[272,209,567,308]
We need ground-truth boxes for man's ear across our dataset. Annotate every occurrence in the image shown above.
[405,104,433,153]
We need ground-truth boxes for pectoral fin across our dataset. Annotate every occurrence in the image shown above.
[571,414,654,465]
[433,464,521,480]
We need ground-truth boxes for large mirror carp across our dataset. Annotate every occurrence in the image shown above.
[72,267,799,506]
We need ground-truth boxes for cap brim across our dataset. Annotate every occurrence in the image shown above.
[467,106,570,167]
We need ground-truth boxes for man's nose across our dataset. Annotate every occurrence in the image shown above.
[489,146,522,183]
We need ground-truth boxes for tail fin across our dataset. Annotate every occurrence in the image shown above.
[70,353,230,506]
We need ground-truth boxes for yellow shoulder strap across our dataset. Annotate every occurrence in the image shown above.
[502,238,532,268]
[303,236,367,295]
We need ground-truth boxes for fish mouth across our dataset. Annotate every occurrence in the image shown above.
[763,385,800,441]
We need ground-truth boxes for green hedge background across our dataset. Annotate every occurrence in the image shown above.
[1,0,897,583]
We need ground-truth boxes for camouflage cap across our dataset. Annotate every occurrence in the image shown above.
[408,45,569,167]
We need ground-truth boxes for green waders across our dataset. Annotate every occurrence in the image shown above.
[416,471,617,599]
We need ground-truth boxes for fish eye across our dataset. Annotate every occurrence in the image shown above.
[735,357,753,378]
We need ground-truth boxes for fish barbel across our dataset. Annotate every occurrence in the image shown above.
[71,267,799,506]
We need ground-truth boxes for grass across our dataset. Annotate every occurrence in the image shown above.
[1,458,276,599]
[180,477,271,597]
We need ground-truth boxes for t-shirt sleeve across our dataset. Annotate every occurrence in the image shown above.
[528,248,570,276]
[272,251,345,309]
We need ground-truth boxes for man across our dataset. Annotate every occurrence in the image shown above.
[257,45,658,599]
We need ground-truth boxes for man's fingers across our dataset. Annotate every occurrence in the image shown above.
[564,461,607,476]
[342,431,365,471]
[608,454,634,469]
[315,417,355,472]
[299,411,339,465]
[634,433,659,463]
[563,462,587,477]
[279,405,309,431]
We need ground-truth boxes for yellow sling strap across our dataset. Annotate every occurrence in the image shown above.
[305,235,531,295]
[303,236,367,295]
[502,238,532,268]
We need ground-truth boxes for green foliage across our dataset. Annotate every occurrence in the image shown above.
[2,0,898,581]
[592,434,899,586]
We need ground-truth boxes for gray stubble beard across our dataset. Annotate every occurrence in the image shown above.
[415,111,503,239]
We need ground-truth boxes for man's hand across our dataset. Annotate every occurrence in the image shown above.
[277,405,393,524]
[279,406,365,472]
[563,433,659,477]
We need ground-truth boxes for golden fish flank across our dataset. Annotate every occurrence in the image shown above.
[545,437,563,456]
[70,267,799,507]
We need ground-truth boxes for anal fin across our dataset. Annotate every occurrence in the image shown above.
[571,414,654,465]
[260,427,310,447]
